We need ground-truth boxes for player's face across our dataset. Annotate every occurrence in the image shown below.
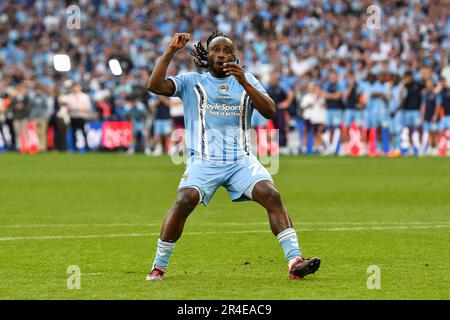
[207,37,236,77]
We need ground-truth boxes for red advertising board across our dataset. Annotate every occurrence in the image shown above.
[101,121,132,149]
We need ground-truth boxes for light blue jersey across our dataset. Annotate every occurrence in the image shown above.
[365,81,389,128]
[389,83,403,134]
[169,71,268,162]
[168,71,273,205]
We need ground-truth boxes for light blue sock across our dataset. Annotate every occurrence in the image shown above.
[152,239,175,271]
[277,227,302,263]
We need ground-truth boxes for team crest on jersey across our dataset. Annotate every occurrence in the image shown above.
[218,84,229,93]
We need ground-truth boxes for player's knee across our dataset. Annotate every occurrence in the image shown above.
[265,188,282,208]
[175,189,199,212]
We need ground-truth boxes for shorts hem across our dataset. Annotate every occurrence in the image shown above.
[177,185,205,205]
[232,177,273,202]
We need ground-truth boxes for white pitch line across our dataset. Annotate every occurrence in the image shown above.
[0,221,447,228]
[0,224,449,242]
[0,223,161,228]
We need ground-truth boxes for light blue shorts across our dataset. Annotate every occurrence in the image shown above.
[389,111,403,134]
[326,109,343,127]
[154,119,172,136]
[131,120,145,135]
[403,110,421,128]
[423,121,438,132]
[343,109,363,127]
[178,154,273,205]
[440,116,450,130]
[366,106,388,129]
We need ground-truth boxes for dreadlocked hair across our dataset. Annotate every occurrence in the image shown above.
[191,31,234,69]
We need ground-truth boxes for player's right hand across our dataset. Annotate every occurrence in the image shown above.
[167,33,191,53]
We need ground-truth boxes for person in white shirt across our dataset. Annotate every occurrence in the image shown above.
[300,82,326,153]
[63,84,92,151]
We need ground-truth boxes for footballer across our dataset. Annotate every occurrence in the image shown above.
[146,31,320,281]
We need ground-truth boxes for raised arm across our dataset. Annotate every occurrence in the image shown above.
[147,33,191,96]
[223,62,276,118]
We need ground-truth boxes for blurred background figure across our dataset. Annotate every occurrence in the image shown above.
[125,95,148,154]
[322,70,344,155]
[151,96,172,156]
[0,92,13,150]
[438,77,450,148]
[10,83,30,152]
[387,74,404,157]
[267,73,293,155]
[402,72,425,155]
[301,82,326,154]
[420,79,440,156]
[64,84,92,151]
[341,71,364,156]
[29,84,51,151]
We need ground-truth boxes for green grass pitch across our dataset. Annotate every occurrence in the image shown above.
[0,153,449,299]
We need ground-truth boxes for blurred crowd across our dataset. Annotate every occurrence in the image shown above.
[1,0,450,156]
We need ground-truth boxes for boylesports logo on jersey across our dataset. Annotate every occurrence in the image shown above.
[206,103,243,112]
[206,103,244,117]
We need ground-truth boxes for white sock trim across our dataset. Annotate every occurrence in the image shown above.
[276,227,296,242]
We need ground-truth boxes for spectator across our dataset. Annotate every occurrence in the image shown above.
[266,73,293,154]
[322,70,344,154]
[10,84,30,152]
[365,73,389,155]
[401,71,425,154]
[63,84,92,151]
[341,72,364,155]
[0,93,13,150]
[438,77,450,143]
[29,84,50,151]
[50,87,70,152]
[125,96,148,154]
[420,79,440,155]
[152,95,173,156]
[387,74,404,157]
[301,82,326,153]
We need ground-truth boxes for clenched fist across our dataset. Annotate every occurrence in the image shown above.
[167,33,191,54]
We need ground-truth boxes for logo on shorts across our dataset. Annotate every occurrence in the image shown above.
[181,172,188,182]
[218,84,229,94]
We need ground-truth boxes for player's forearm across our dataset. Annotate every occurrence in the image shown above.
[433,106,440,119]
[147,51,176,96]
[242,82,276,119]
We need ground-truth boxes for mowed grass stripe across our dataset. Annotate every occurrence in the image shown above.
[1,224,449,241]
[0,220,447,228]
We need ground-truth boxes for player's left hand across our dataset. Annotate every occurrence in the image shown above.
[223,62,247,85]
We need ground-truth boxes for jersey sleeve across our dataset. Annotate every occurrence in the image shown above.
[167,72,198,98]
[244,73,269,96]
[244,73,271,109]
